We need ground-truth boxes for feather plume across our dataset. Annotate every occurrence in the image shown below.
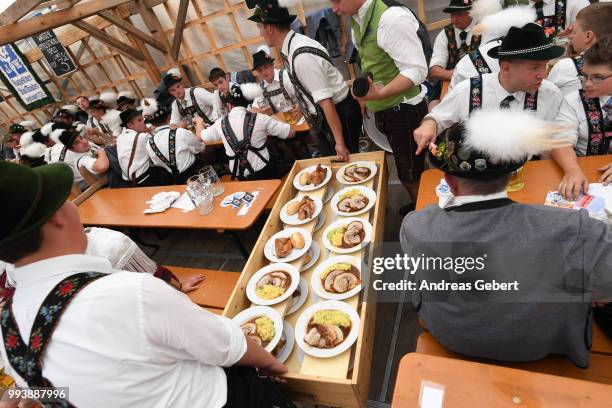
[19,131,35,147]
[40,122,54,137]
[75,123,86,134]
[470,0,503,23]
[50,129,65,145]
[19,120,36,130]
[118,91,134,99]
[102,109,122,129]
[166,67,181,78]
[99,91,118,106]
[140,98,159,117]
[62,104,79,114]
[20,142,47,158]
[465,110,573,162]
[240,83,263,101]
[257,44,272,56]
[474,6,536,38]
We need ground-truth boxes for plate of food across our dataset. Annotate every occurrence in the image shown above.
[234,306,283,353]
[293,164,332,191]
[336,161,377,185]
[322,218,373,254]
[246,263,300,306]
[295,300,361,358]
[313,211,326,232]
[273,321,295,363]
[264,228,312,262]
[311,255,362,301]
[286,277,309,316]
[300,241,320,272]
[280,195,323,225]
[330,186,376,217]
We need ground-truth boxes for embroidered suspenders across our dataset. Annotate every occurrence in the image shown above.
[469,76,538,113]
[221,112,268,179]
[536,0,567,32]
[148,128,179,175]
[444,24,482,70]
[468,49,492,75]
[1,272,106,408]
[58,146,68,162]
[261,70,292,114]
[176,89,213,126]
[571,54,584,77]
[578,90,611,155]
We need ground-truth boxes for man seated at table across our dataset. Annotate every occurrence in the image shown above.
[84,99,121,146]
[250,47,296,115]
[400,109,612,367]
[0,161,295,408]
[141,97,205,184]
[166,68,218,129]
[552,36,611,199]
[197,83,295,180]
[46,122,90,190]
[50,126,109,181]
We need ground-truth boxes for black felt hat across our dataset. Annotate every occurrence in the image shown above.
[252,50,275,70]
[140,98,171,124]
[8,124,26,134]
[162,72,182,89]
[443,0,473,13]
[248,0,296,24]
[88,99,107,111]
[117,95,136,109]
[53,109,74,120]
[488,23,564,60]
[120,109,142,127]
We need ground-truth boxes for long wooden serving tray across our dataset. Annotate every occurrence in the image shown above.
[224,151,388,407]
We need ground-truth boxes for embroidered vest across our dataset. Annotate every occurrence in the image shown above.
[444,24,482,70]
[220,112,268,179]
[469,76,538,114]
[578,90,611,156]
[468,49,492,75]
[149,128,179,174]
[536,0,567,32]
[351,0,421,112]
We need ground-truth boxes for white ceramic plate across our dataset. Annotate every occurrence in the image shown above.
[323,187,334,204]
[280,195,323,226]
[300,241,320,272]
[286,277,309,316]
[274,321,295,363]
[311,255,362,301]
[313,211,326,233]
[322,217,373,254]
[264,227,312,262]
[233,306,283,353]
[330,186,377,217]
[295,300,361,358]
[336,161,378,185]
[293,165,332,191]
[246,263,300,306]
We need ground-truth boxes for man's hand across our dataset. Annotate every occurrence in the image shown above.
[181,274,206,293]
[414,119,438,155]
[193,117,205,128]
[335,142,350,162]
[353,77,384,103]
[559,167,589,200]
[598,163,612,185]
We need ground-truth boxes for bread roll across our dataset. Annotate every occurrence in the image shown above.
[287,200,301,215]
[290,232,305,249]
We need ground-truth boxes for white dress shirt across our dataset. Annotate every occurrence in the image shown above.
[252,69,297,113]
[430,20,476,69]
[116,128,151,182]
[170,87,218,125]
[352,0,427,105]
[201,107,291,176]
[451,191,509,207]
[555,92,610,156]
[46,142,86,187]
[427,73,563,134]
[75,143,102,176]
[547,56,582,96]
[281,30,349,113]
[0,254,246,408]
[146,125,204,173]
[449,40,501,89]
[527,0,590,28]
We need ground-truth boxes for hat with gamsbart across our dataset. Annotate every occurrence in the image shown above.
[0,161,74,247]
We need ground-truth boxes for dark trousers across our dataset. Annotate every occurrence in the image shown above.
[315,93,363,156]
[239,161,279,181]
[222,366,296,408]
[594,304,612,339]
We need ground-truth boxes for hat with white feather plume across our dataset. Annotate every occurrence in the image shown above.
[163,67,183,89]
[140,98,171,124]
[473,5,536,40]
[227,83,263,107]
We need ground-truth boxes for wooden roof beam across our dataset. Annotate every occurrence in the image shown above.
[0,0,43,26]
[170,0,189,60]
[0,0,133,44]
[72,20,144,63]
[98,10,166,53]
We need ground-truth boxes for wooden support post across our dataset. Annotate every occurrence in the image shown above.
[72,21,144,63]
[171,0,190,60]
[98,10,167,53]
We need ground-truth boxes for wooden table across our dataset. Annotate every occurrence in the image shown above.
[416,156,610,210]
[273,112,310,133]
[392,353,612,407]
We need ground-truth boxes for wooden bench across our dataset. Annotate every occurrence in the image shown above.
[592,321,612,356]
[165,266,239,311]
[415,332,612,385]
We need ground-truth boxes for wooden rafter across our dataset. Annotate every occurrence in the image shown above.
[0,0,43,26]
[0,0,133,44]
[72,20,144,63]
[98,10,167,53]
[170,0,190,60]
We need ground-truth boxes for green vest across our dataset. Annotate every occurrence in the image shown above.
[351,0,421,112]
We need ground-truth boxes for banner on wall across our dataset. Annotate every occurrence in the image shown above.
[0,43,54,111]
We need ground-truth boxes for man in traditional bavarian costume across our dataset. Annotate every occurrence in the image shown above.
[45,122,89,190]
[142,98,205,184]
[552,36,611,199]
[449,3,535,89]
[401,109,612,367]
[199,83,296,180]
[332,0,433,212]
[548,2,612,96]
[116,109,160,186]
[250,0,362,161]
[2,124,28,162]
[430,0,481,83]
[74,95,90,124]
[84,99,120,146]
[116,91,138,112]
[250,47,296,115]
[414,23,564,153]
[166,68,217,129]
[50,127,108,183]
[0,161,295,408]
